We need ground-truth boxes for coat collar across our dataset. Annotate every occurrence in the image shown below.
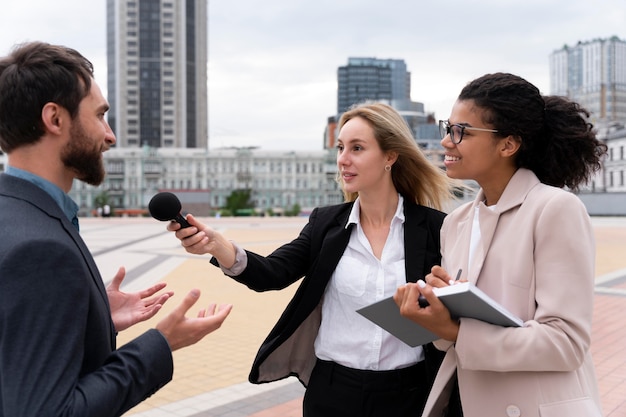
[328,197,434,284]
[464,168,541,282]
[474,168,541,214]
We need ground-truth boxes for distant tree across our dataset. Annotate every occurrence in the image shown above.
[225,189,254,214]
[94,191,110,210]
[286,203,301,217]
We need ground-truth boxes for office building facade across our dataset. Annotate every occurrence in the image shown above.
[332,57,434,149]
[550,36,626,123]
[337,57,412,114]
[106,0,208,148]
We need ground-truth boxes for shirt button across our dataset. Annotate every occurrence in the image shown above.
[506,405,521,417]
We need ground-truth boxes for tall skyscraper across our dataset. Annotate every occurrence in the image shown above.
[337,57,412,114]
[331,57,433,150]
[550,36,626,123]
[106,0,208,148]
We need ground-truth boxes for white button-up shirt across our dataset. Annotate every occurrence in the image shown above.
[314,195,425,370]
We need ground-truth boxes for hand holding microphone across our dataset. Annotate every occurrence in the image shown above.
[151,194,238,268]
[148,192,191,228]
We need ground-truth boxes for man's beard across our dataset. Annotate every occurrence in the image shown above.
[61,120,106,186]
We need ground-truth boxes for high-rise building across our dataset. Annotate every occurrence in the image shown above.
[550,36,626,123]
[106,0,208,148]
[337,57,412,114]
[332,57,435,150]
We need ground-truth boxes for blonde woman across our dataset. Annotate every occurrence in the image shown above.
[168,102,456,417]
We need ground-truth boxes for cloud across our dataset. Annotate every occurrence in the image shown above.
[1,0,624,150]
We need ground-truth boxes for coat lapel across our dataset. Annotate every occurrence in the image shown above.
[313,207,353,287]
[468,201,499,284]
[404,201,428,283]
[422,348,459,416]
[0,175,115,342]
[451,210,473,282]
[469,169,540,284]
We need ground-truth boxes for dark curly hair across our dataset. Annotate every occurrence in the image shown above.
[458,72,607,191]
[0,41,94,153]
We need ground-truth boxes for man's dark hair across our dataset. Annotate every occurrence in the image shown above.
[0,41,94,152]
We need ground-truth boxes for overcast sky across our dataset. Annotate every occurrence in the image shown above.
[1,0,624,150]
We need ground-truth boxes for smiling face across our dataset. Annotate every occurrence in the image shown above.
[61,81,116,186]
[441,99,520,203]
[442,100,506,182]
[336,116,395,198]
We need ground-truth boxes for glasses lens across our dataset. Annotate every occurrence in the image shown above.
[439,121,466,144]
[439,121,448,140]
[450,125,463,144]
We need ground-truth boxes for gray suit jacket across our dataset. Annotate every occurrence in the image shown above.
[0,173,173,417]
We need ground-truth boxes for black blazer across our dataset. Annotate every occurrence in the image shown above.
[211,199,446,386]
[0,174,173,417]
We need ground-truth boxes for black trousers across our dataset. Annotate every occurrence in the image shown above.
[303,359,429,417]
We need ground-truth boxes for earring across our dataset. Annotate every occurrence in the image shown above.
[385,165,391,172]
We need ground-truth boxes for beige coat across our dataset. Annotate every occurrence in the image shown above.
[423,168,603,417]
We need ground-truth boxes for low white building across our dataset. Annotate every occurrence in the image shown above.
[68,146,344,216]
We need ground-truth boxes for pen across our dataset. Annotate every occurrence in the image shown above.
[447,268,463,286]
[418,268,462,308]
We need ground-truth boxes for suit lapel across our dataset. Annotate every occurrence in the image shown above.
[423,348,459,416]
[1,175,115,340]
[313,207,353,287]
[452,210,473,280]
[62,221,110,302]
[404,201,428,283]
[282,205,353,318]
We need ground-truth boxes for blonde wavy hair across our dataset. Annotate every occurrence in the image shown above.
[337,101,456,211]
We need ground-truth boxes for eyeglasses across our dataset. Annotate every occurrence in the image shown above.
[438,120,499,144]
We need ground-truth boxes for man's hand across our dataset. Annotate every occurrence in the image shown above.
[156,289,233,351]
[107,267,173,332]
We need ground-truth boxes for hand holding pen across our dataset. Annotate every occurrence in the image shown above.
[394,267,462,341]
[452,268,463,284]
[418,267,462,308]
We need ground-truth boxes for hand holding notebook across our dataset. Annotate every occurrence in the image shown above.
[357,280,523,347]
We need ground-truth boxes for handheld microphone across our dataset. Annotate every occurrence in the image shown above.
[148,192,191,228]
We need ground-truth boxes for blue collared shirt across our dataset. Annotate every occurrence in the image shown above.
[5,166,80,231]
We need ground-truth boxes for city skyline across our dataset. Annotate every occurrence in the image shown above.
[1,0,625,151]
[550,37,626,124]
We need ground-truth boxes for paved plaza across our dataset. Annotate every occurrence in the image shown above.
[76,215,626,417]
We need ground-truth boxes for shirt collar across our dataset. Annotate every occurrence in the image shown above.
[345,194,405,229]
[5,166,80,227]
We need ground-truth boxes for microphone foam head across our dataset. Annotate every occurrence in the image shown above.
[148,192,182,221]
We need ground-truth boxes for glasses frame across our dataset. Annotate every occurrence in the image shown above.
[439,120,499,144]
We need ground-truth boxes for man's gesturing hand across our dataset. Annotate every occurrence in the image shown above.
[156,289,232,351]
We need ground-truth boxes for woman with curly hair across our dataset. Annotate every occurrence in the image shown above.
[395,72,607,417]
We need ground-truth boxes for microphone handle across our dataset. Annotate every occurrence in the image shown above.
[174,213,191,228]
